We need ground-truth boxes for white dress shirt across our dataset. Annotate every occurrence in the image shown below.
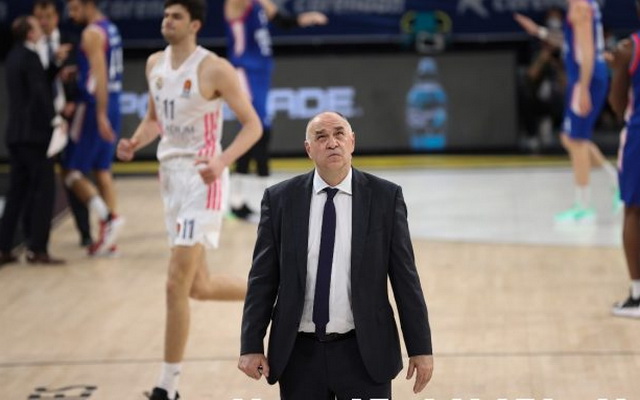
[298,168,355,334]
[37,29,65,112]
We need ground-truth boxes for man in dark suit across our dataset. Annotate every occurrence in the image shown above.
[238,111,433,398]
[33,0,92,248]
[0,15,65,265]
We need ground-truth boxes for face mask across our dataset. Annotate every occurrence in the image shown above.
[546,18,562,30]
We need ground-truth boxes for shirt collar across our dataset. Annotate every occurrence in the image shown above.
[24,41,38,52]
[313,168,353,196]
[48,28,60,43]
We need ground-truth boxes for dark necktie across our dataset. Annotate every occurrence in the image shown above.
[46,37,58,99]
[313,187,339,338]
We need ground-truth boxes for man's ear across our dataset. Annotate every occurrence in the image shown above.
[304,140,312,159]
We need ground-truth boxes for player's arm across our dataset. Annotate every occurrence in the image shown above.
[195,56,262,183]
[513,13,563,49]
[116,53,162,162]
[608,39,633,120]
[256,0,327,28]
[570,2,595,111]
[82,27,115,142]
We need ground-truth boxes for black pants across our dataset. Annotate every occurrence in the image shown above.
[0,145,55,253]
[235,127,271,177]
[279,334,392,400]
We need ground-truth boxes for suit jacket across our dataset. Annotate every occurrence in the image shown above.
[4,43,56,147]
[241,168,432,385]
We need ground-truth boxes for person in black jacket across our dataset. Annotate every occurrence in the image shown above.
[33,0,93,248]
[0,15,66,266]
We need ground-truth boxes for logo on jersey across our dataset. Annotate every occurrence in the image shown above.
[181,79,192,98]
[155,77,163,90]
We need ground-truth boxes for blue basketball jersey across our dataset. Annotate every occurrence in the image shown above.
[562,0,607,83]
[225,0,273,73]
[77,18,123,105]
[626,32,640,130]
[618,32,640,206]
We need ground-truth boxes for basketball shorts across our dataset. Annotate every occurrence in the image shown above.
[618,126,640,206]
[562,77,608,140]
[61,102,120,173]
[159,157,229,249]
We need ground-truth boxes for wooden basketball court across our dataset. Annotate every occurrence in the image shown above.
[1,161,638,400]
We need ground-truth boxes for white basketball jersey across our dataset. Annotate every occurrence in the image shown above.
[150,46,224,162]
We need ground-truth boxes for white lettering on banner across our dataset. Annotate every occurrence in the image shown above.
[293,0,404,15]
[269,87,356,119]
[459,0,606,16]
[98,0,165,20]
[120,92,148,119]
[120,87,358,121]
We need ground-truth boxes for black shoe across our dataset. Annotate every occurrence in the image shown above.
[26,252,66,265]
[611,292,640,318]
[145,387,180,400]
[231,204,255,220]
[80,236,93,247]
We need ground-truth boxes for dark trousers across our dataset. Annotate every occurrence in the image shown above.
[0,145,55,253]
[279,334,392,400]
[235,127,271,177]
[66,186,91,241]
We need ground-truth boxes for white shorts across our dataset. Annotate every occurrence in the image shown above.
[159,157,229,249]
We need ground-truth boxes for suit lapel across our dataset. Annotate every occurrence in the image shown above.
[292,171,314,289]
[351,169,371,280]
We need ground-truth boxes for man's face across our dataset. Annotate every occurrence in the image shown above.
[304,113,355,173]
[162,4,199,44]
[67,0,87,25]
[34,4,59,36]
[27,16,44,44]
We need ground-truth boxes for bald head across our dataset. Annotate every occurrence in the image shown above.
[305,111,353,142]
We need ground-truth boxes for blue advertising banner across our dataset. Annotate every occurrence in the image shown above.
[0,0,637,47]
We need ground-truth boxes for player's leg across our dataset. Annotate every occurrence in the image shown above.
[587,141,623,212]
[612,205,640,317]
[151,244,203,400]
[612,129,640,317]
[189,251,246,301]
[557,132,594,222]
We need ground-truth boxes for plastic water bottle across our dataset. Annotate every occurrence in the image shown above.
[406,57,447,150]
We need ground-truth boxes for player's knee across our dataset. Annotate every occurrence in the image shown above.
[64,170,83,188]
[189,284,206,300]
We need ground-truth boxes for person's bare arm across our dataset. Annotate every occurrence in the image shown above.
[608,39,633,119]
[195,56,262,183]
[83,27,114,142]
[116,52,163,161]
[570,1,595,115]
[513,13,563,49]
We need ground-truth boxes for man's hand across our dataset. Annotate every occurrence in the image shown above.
[514,13,539,37]
[574,84,593,116]
[55,44,72,65]
[297,11,328,27]
[97,113,116,142]
[406,354,434,394]
[117,138,139,161]
[194,155,226,184]
[238,353,270,380]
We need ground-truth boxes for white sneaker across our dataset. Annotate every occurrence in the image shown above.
[88,216,125,256]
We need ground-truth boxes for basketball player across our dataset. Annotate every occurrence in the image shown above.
[224,0,327,221]
[607,0,640,318]
[116,0,262,398]
[62,0,124,255]
[515,1,621,223]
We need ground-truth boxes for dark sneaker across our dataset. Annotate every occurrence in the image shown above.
[231,204,255,220]
[611,293,640,318]
[145,387,180,400]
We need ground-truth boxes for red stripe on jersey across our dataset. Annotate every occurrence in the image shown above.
[630,34,640,75]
